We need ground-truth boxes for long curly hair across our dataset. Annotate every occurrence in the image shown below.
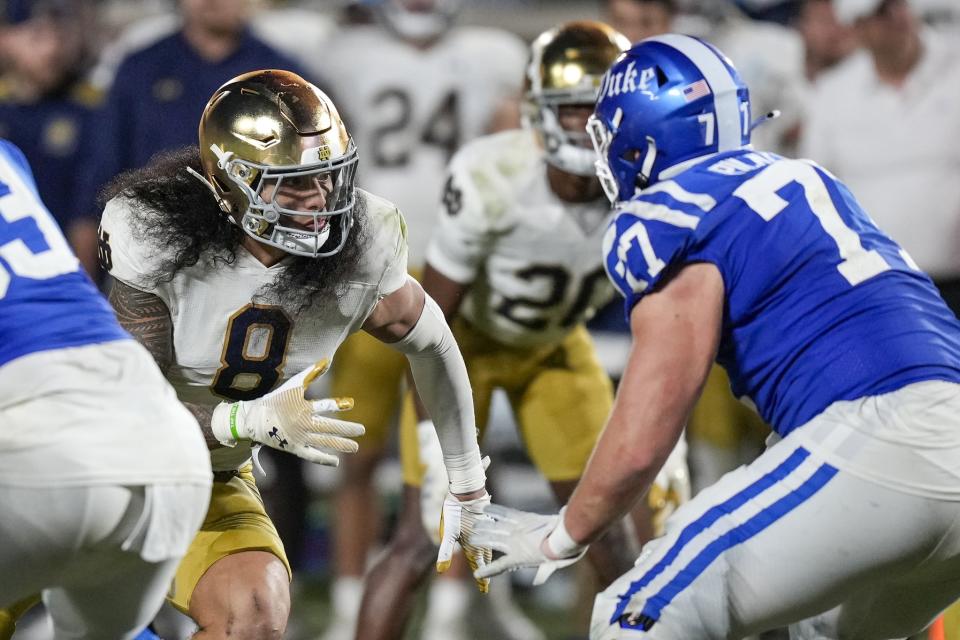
[101,146,366,314]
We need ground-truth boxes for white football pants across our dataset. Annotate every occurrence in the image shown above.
[591,382,960,640]
[0,483,208,640]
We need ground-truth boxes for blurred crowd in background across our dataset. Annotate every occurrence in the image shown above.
[1,0,958,638]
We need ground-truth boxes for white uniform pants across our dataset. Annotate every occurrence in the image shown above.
[0,340,211,639]
[591,383,960,640]
[0,483,208,640]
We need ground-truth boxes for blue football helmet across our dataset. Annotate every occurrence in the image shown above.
[587,34,751,203]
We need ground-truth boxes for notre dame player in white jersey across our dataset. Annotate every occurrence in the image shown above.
[356,22,691,640]
[83,70,492,639]
[317,2,528,634]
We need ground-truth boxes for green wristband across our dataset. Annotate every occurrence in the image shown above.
[229,403,241,441]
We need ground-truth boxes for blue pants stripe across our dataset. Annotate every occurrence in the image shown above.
[637,462,838,624]
[610,446,813,624]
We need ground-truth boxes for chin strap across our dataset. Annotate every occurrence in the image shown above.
[185,164,234,219]
[185,143,240,218]
[185,165,217,197]
[635,136,658,194]
[210,143,234,170]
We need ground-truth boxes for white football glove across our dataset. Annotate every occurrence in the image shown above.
[472,505,587,586]
[210,359,364,466]
[437,490,493,593]
[648,434,691,535]
[417,419,448,545]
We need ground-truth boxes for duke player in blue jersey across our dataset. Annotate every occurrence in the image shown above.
[470,35,960,639]
[0,139,212,639]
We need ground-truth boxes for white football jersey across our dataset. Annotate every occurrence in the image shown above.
[100,189,408,470]
[322,25,527,268]
[426,129,615,349]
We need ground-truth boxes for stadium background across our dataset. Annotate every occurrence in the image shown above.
[2,0,959,638]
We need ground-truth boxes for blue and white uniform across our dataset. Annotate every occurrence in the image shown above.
[587,35,960,640]
[0,141,126,366]
[595,149,960,640]
[604,149,960,436]
[0,140,210,639]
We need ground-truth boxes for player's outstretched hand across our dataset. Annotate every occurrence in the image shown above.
[210,359,365,466]
[437,488,493,593]
[472,504,587,586]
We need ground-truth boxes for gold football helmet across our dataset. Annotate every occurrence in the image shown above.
[525,21,630,176]
[196,69,358,258]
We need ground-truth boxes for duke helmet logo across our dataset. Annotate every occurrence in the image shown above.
[598,62,659,101]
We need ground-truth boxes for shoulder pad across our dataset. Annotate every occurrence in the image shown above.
[603,181,717,310]
[355,189,408,290]
[98,196,162,292]
[443,129,536,229]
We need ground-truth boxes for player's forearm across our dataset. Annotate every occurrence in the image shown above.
[109,281,223,451]
[108,280,175,372]
[395,296,485,494]
[412,264,470,424]
[564,398,681,545]
[183,401,221,450]
[565,264,724,544]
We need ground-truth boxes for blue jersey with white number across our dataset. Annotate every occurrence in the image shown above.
[604,149,960,435]
[0,140,127,368]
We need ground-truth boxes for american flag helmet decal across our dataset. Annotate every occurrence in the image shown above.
[682,79,711,102]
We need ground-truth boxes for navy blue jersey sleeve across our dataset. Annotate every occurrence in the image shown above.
[602,181,718,315]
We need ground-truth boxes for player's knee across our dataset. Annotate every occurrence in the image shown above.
[191,557,290,639]
[194,586,289,639]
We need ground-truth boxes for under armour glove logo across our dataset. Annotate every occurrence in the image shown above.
[268,427,288,449]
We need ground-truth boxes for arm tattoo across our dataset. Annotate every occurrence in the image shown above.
[183,401,221,449]
[108,280,224,450]
[108,280,174,373]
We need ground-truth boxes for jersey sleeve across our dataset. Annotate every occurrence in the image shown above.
[0,141,36,188]
[378,208,409,297]
[602,191,708,314]
[98,196,163,294]
[424,151,503,284]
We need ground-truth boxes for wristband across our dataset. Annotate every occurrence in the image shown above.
[445,450,487,494]
[210,401,240,448]
[229,403,241,441]
[545,507,587,559]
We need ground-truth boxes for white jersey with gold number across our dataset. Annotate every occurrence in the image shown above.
[322,25,527,268]
[100,189,408,471]
[426,129,615,349]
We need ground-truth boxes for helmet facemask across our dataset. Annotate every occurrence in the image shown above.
[524,21,631,178]
[212,142,359,258]
[587,113,619,202]
[588,108,658,204]
[197,70,360,260]
[527,87,601,177]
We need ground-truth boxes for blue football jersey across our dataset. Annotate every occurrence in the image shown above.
[0,140,128,367]
[604,149,960,435]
